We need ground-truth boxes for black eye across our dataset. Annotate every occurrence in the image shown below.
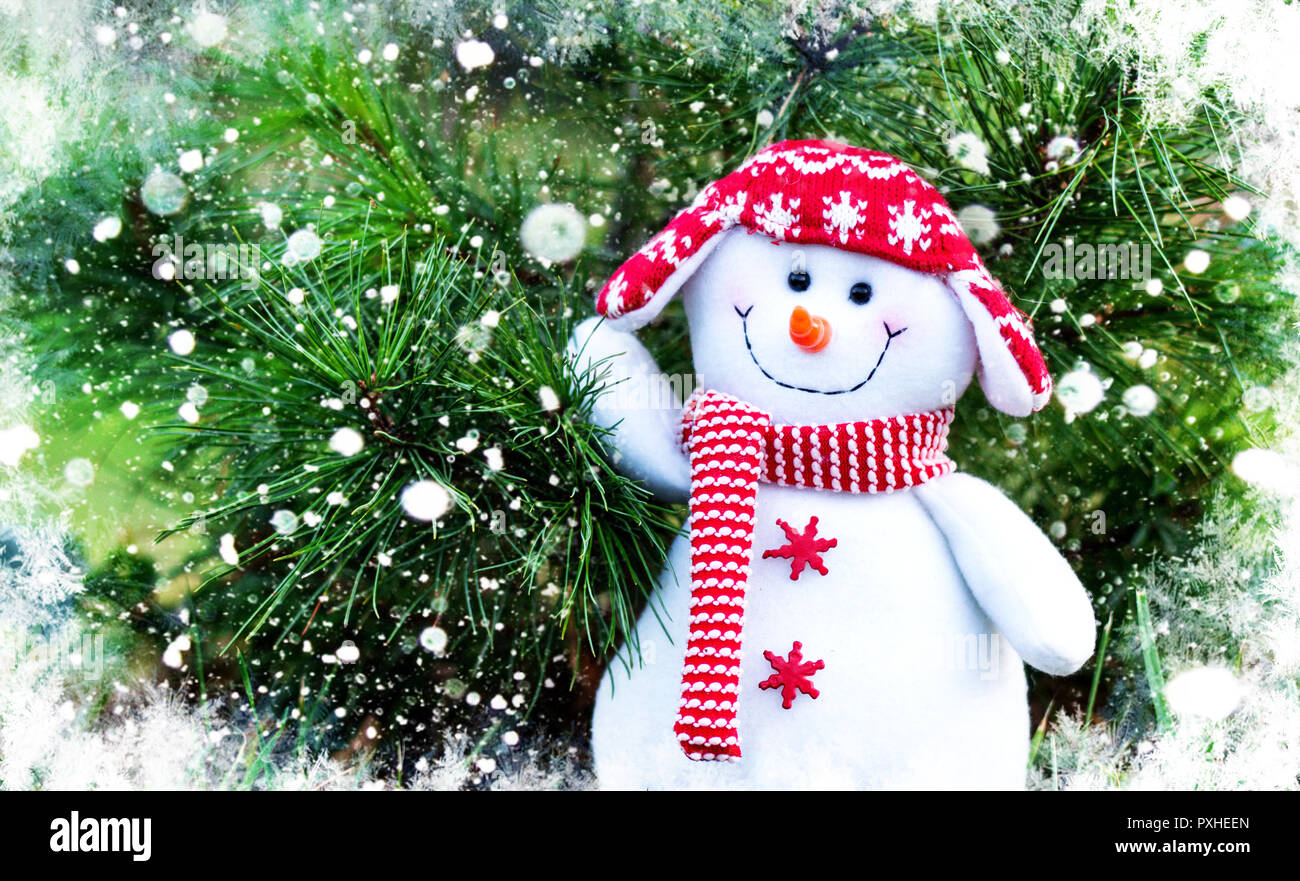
[849,281,873,305]
[787,270,810,292]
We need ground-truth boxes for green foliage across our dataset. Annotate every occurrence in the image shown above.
[151,228,673,752]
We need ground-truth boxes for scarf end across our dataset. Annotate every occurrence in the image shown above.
[675,725,742,761]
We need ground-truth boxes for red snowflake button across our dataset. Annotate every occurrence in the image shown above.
[762,516,837,580]
[759,641,825,709]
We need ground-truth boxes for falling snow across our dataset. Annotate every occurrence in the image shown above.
[946,131,991,176]
[167,329,196,356]
[520,203,587,263]
[455,39,495,71]
[400,480,451,522]
[1055,367,1105,418]
[329,427,364,456]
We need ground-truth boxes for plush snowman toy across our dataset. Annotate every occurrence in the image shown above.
[569,140,1096,789]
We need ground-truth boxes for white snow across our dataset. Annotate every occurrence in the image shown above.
[140,171,188,216]
[287,229,322,261]
[456,39,495,71]
[419,626,448,654]
[946,131,991,176]
[1165,666,1244,720]
[92,216,121,242]
[167,329,196,356]
[1183,249,1210,274]
[178,149,203,173]
[401,480,451,521]
[258,202,283,229]
[162,635,191,669]
[1044,135,1081,163]
[329,427,364,456]
[189,11,228,48]
[520,203,586,263]
[955,204,1000,244]
[63,458,94,486]
[218,533,240,566]
[0,424,39,467]
[1122,384,1158,416]
[1055,367,1105,417]
[270,510,298,535]
[1223,194,1252,221]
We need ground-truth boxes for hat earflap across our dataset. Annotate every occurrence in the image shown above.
[944,269,1043,418]
[601,222,731,332]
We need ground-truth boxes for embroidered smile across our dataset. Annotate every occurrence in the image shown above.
[735,305,907,395]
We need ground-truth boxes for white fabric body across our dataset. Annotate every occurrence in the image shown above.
[571,229,1096,789]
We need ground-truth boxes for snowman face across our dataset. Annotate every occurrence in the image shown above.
[681,229,977,424]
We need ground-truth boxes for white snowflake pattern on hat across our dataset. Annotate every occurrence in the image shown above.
[602,271,628,316]
[931,201,962,239]
[639,228,688,266]
[822,191,870,245]
[860,154,920,182]
[753,193,802,238]
[700,192,748,229]
[887,200,933,255]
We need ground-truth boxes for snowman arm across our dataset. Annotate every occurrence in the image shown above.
[913,472,1096,675]
[566,317,691,502]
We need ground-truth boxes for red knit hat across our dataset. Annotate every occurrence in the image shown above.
[595,139,1052,416]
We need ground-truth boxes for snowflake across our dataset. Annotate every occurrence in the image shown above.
[700,191,748,229]
[930,201,961,239]
[822,191,870,244]
[688,182,717,210]
[787,150,850,176]
[759,641,825,709]
[638,229,688,266]
[602,272,627,315]
[762,516,837,580]
[752,193,802,238]
[887,200,933,255]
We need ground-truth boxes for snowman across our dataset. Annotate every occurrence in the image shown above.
[569,140,1096,789]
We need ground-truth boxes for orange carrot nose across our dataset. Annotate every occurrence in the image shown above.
[789,305,832,352]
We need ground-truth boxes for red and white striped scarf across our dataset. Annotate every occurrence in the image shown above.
[674,388,956,761]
